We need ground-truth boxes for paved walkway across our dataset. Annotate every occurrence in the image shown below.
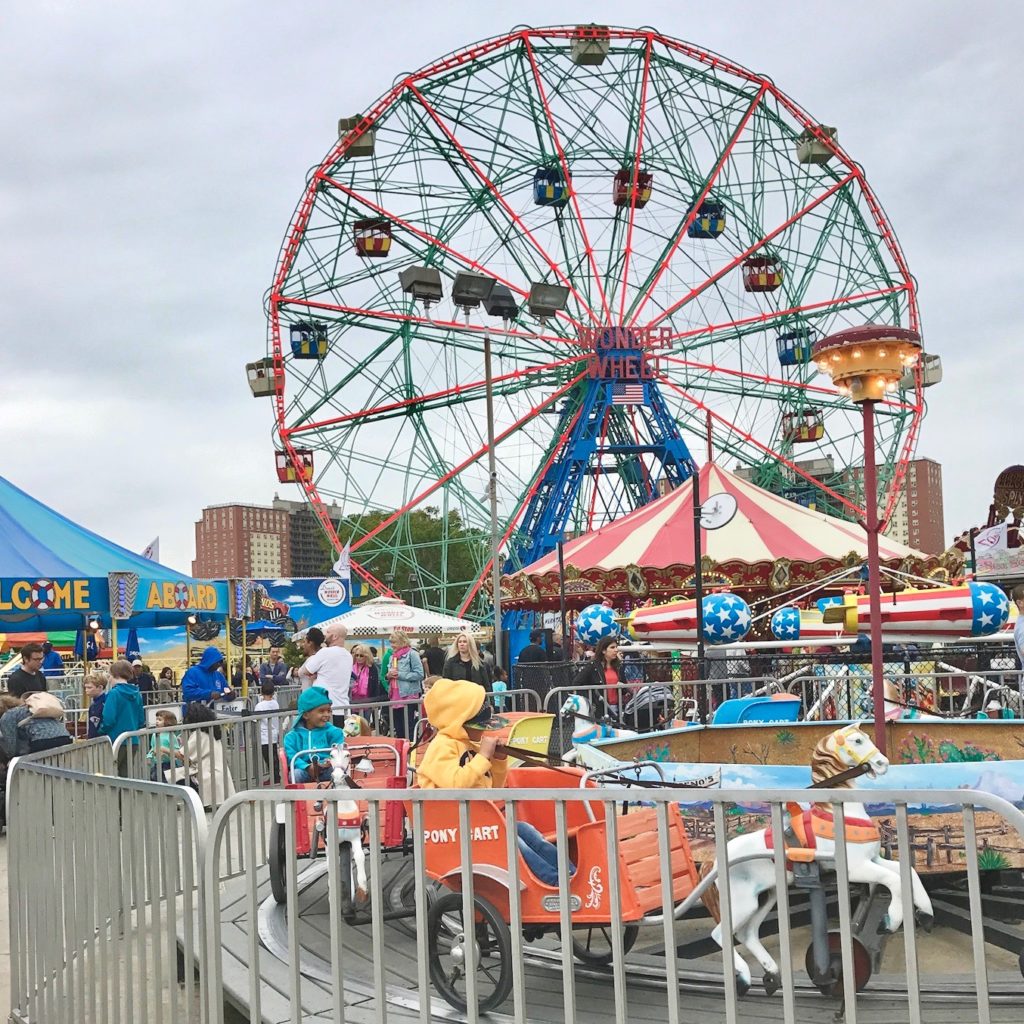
[0,837,9,1018]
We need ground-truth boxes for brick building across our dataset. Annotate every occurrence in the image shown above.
[192,504,291,578]
[192,497,343,579]
[884,457,945,554]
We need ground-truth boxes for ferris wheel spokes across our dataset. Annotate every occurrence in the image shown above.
[644,170,860,332]
[624,82,769,328]
[404,81,603,326]
[317,171,589,336]
[522,34,612,323]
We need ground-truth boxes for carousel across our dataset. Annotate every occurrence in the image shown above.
[501,463,959,612]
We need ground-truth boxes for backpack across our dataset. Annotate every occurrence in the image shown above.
[23,692,66,720]
[17,711,71,753]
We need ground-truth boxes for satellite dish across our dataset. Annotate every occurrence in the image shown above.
[700,492,738,531]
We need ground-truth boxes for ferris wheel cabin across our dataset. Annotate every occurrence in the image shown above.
[796,125,838,165]
[742,255,783,292]
[570,24,611,65]
[900,352,943,391]
[290,322,329,359]
[687,199,726,238]
[245,358,278,398]
[275,449,314,484]
[337,115,376,159]
[533,167,570,207]
[776,327,816,366]
[353,218,392,258]
[613,168,653,208]
[782,409,825,444]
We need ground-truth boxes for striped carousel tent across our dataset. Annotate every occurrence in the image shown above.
[501,463,953,610]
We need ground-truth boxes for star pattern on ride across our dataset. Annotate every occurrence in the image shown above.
[701,593,752,644]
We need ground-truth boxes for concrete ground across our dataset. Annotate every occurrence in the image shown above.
[0,836,8,1018]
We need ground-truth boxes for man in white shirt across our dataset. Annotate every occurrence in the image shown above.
[301,626,353,726]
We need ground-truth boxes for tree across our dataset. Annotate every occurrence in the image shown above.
[313,506,490,615]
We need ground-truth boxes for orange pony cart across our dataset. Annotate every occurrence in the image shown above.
[418,765,700,1012]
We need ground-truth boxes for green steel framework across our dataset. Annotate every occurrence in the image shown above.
[263,25,924,617]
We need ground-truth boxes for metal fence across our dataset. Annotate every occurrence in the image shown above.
[7,751,207,1024]
[204,784,1023,1024]
[9,743,1024,1024]
[540,663,1024,726]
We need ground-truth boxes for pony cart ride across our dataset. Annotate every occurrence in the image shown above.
[419,764,700,1012]
[267,723,410,916]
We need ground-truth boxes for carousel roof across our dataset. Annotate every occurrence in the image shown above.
[502,463,952,609]
[526,463,921,572]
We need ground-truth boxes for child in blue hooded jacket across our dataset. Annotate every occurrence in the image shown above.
[181,646,235,707]
[282,687,347,783]
[99,659,145,776]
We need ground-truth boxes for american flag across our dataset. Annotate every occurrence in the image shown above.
[611,382,646,405]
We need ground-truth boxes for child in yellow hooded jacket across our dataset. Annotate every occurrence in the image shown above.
[416,677,569,885]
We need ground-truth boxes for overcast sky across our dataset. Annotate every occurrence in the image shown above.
[1,1,1020,575]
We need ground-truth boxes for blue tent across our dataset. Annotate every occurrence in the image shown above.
[0,475,232,630]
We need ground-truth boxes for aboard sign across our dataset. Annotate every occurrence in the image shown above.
[142,579,222,611]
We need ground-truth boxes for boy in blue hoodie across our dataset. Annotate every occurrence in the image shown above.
[181,646,235,708]
[99,660,145,777]
[282,687,347,783]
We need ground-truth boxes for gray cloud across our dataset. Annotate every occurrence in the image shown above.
[1,1,1019,572]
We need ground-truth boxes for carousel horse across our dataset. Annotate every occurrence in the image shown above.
[342,713,374,737]
[882,680,944,722]
[700,722,933,996]
[559,694,638,763]
[329,744,369,901]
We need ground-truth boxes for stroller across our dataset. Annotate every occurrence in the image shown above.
[619,683,678,732]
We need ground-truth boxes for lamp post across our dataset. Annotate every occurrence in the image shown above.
[812,325,923,755]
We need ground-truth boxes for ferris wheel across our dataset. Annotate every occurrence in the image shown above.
[249,25,928,617]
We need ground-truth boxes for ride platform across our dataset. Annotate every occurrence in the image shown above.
[203,857,1023,1023]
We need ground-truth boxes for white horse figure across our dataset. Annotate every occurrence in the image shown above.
[883,680,945,722]
[701,722,933,995]
[329,744,368,901]
[559,694,637,764]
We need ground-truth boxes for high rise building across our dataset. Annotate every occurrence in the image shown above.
[271,496,343,577]
[884,457,945,554]
[192,503,291,578]
[192,497,344,579]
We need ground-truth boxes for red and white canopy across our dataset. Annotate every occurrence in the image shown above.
[500,464,946,609]
[523,463,921,573]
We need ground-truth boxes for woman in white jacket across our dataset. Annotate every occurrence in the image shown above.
[182,702,236,809]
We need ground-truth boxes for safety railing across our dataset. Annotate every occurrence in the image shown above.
[543,678,781,728]
[200,783,1024,1024]
[10,742,1024,1024]
[8,752,207,1024]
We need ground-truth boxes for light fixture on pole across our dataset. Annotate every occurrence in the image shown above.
[691,476,738,681]
[398,266,444,309]
[479,284,521,672]
[451,271,495,314]
[527,282,570,322]
[185,612,198,666]
[812,324,924,755]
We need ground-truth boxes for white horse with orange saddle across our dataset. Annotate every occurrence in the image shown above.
[701,722,933,996]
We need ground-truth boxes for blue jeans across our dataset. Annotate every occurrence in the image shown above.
[517,822,574,886]
[293,763,332,784]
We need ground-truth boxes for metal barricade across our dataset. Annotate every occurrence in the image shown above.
[512,660,576,702]
[7,757,207,1024]
[273,683,302,711]
[201,783,1024,1024]
[543,677,780,727]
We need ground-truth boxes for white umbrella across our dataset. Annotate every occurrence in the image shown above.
[297,596,483,639]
